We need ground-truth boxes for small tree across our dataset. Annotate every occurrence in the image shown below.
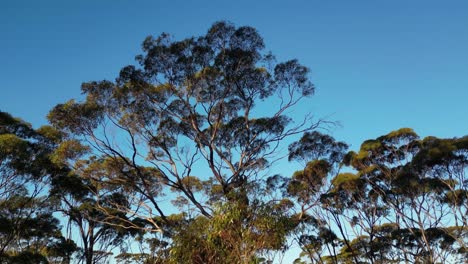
[288,128,467,263]
[0,112,77,263]
[50,144,142,264]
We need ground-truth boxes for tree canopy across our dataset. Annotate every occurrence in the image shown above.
[0,21,466,263]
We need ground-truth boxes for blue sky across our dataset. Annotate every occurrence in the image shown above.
[2,0,467,148]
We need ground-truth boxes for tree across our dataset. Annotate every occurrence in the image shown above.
[47,21,324,262]
[288,128,467,264]
[342,128,467,263]
[50,143,142,264]
[285,131,351,264]
[0,111,77,263]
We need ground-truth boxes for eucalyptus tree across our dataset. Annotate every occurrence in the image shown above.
[47,21,324,262]
[288,128,467,264]
[50,154,140,264]
[0,111,77,263]
[341,129,467,263]
[285,131,352,264]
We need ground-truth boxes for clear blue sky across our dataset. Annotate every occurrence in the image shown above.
[1,0,467,149]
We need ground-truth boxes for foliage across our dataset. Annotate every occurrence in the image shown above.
[46,21,321,262]
[0,111,77,263]
[1,21,467,264]
[289,128,467,264]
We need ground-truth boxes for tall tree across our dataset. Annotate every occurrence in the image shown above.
[47,21,324,262]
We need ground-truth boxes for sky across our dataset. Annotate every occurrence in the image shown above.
[2,0,468,150]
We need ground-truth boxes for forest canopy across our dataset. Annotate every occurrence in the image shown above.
[0,22,466,264]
